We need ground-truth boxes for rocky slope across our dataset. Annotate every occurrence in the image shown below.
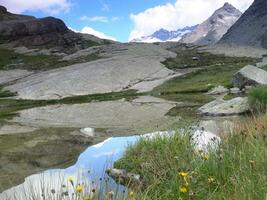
[180,3,242,45]
[219,0,267,49]
[5,43,180,100]
[131,25,198,43]
[0,5,110,53]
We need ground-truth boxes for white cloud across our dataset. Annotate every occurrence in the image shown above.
[129,0,254,41]
[0,0,72,14]
[80,16,108,23]
[81,26,117,41]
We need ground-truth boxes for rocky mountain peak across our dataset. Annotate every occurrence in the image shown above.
[180,3,241,45]
[219,0,267,48]
[0,5,7,13]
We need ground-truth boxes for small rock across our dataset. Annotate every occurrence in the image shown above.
[229,87,241,94]
[207,85,229,95]
[80,127,95,137]
[192,57,200,61]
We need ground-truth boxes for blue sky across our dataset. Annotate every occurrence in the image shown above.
[0,0,253,42]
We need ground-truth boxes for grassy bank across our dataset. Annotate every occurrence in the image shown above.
[114,115,267,200]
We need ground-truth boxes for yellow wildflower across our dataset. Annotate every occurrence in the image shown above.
[179,186,188,194]
[179,171,189,178]
[208,177,215,184]
[129,191,135,198]
[67,177,73,182]
[202,154,209,160]
[76,186,83,193]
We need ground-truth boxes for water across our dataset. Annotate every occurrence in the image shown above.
[0,134,142,199]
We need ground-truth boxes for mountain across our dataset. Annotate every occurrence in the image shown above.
[219,0,267,49]
[130,25,198,43]
[0,5,112,53]
[180,3,242,45]
[0,5,34,20]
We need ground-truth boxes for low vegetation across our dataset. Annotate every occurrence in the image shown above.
[115,115,267,200]
[249,86,267,112]
[154,50,257,95]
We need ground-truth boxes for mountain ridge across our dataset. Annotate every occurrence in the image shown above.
[130,25,198,43]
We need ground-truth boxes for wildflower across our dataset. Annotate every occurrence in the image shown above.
[85,195,91,200]
[129,191,135,198]
[67,177,73,182]
[76,186,83,193]
[249,160,256,165]
[202,154,209,160]
[179,186,188,194]
[179,171,189,178]
[208,177,215,184]
[92,188,96,193]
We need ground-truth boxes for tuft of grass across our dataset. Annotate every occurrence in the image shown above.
[115,115,267,200]
[249,86,267,112]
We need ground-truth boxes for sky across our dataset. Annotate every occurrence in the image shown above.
[0,0,254,42]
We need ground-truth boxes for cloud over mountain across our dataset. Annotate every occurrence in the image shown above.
[129,0,253,41]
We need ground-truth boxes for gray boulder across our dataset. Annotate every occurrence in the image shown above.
[232,65,267,89]
[198,97,250,116]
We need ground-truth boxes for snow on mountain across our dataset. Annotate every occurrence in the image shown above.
[130,25,198,43]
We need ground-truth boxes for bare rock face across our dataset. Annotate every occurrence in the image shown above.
[0,6,108,53]
[232,65,267,89]
[219,0,267,49]
[180,3,242,45]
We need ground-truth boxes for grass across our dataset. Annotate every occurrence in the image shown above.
[114,115,267,200]
[0,48,101,71]
[162,48,257,70]
[249,86,267,112]
[151,47,257,99]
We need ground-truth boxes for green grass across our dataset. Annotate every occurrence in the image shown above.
[249,86,267,112]
[162,48,257,70]
[0,48,101,71]
[115,116,267,200]
[153,48,257,96]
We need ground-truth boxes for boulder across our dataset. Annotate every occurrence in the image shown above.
[198,97,250,116]
[207,85,229,95]
[232,65,267,89]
